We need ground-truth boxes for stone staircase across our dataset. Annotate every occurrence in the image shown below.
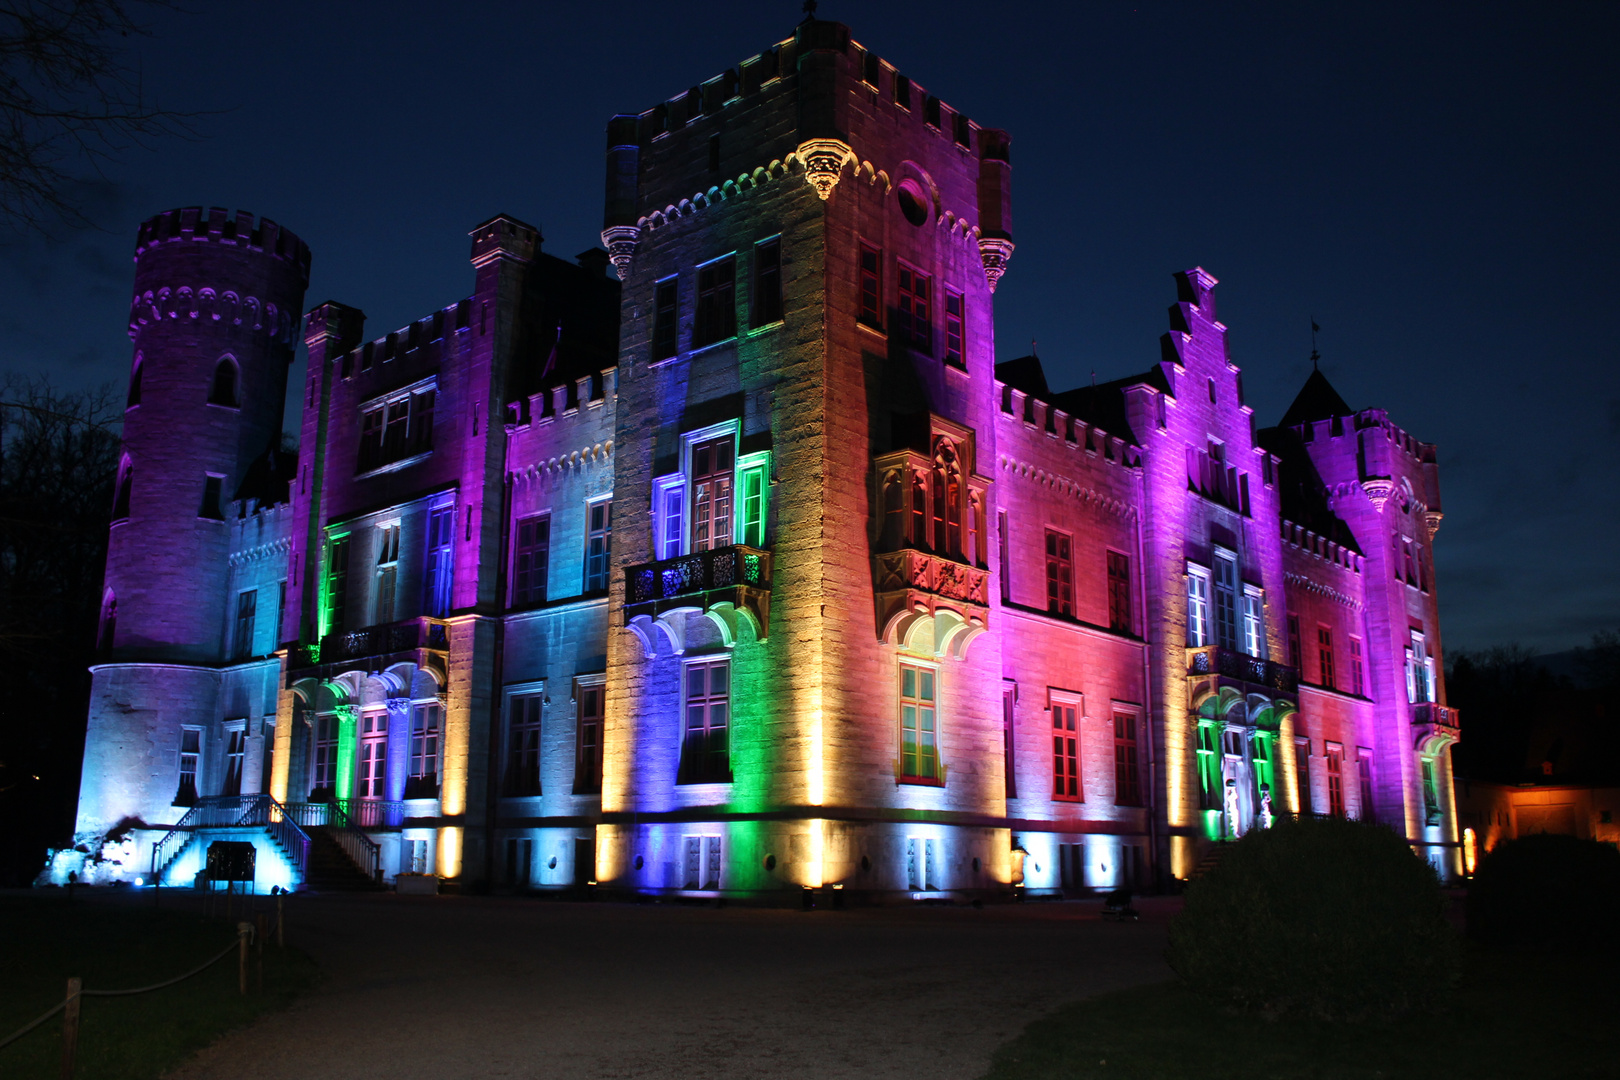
[302,825,383,892]
[1188,842,1233,882]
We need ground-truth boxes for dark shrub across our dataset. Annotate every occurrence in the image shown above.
[1467,833,1620,953]
[1166,817,1458,1019]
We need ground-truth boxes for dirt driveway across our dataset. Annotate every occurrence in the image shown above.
[167,892,1175,1080]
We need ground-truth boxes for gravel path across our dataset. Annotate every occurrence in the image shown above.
[165,893,1175,1080]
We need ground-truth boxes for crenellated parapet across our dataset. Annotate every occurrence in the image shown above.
[133,207,310,279]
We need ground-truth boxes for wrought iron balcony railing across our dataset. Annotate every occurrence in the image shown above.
[1412,702,1461,750]
[1186,644,1298,695]
[626,545,771,604]
[315,616,449,666]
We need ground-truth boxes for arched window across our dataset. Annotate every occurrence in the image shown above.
[932,440,962,557]
[127,355,142,408]
[98,591,116,652]
[208,359,238,406]
[112,457,132,520]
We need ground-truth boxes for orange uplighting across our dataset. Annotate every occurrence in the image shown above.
[1462,827,1477,876]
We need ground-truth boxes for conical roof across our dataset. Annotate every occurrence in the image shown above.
[1279,367,1354,428]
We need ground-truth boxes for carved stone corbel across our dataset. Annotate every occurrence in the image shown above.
[1361,477,1395,512]
[600,224,641,280]
[978,237,1015,293]
[795,138,854,200]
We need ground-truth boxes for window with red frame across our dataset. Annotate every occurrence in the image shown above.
[1052,698,1081,800]
[944,289,964,368]
[1107,551,1132,633]
[1349,637,1365,696]
[1045,529,1073,617]
[1317,626,1335,689]
[897,264,931,352]
[859,244,882,328]
[1326,743,1345,816]
[1114,711,1141,805]
[574,681,604,794]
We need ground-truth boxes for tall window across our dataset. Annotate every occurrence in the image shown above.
[359,409,383,471]
[176,729,201,806]
[311,714,338,798]
[374,523,400,624]
[1421,758,1441,824]
[897,264,931,352]
[1349,637,1365,696]
[752,237,782,327]
[1317,626,1336,689]
[584,500,612,592]
[208,359,238,406]
[1213,551,1238,648]
[232,590,257,661]
[112,459,132,520]
[359,711,388,799]
[199,475,224,520]
[1052,697,1081,801]
[653,277,678,361]
[1113,711,1141,806]
[326,536,351,634]
[1326,743,1345,816]
[859,243,882,328]
[693,256,736,347]
[690,436,733,552]
[944,289,964,368]
[679,659,731,784]
[1356,748,1375,823]
[1107,551,1132,633]
[1406,630,1435,704]
[222,727,245,796]
[512,514,550,606]
[275,581,286,648]
[932,442,962,556]
[423,506,454,617]
[407,703,441,798]
[259,721,276,795]
[997,510,1010,603]
[1045,530,1073,617]
[738,467,766,548]
[1241,587,1265,658]
[1002,682,1017,800]
[1295,736,1312,814]
[574,681,604,794]
[1187,568,1211,646]
[899,662,939,783]
[658,480,685,559]
[1287,614,1302,669]
[506,694,543,796]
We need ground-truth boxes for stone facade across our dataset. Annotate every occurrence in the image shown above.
[59,18,1461,894]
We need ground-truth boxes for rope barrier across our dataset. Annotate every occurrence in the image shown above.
[0,929,249,1052]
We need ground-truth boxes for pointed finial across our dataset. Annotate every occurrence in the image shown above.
[803,0,818,16]
[1310,317,1321,371]
[1031,337,1037,358]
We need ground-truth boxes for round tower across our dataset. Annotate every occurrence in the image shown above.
[71,209,309,858]
[109,207,310,663]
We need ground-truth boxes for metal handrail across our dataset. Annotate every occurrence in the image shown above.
[149,794,311,885]
[284,799,381,880]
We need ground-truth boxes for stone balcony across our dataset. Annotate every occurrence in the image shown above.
[1412,702,1461,751]
[624,544,772,645]
[1186,644,1299,696]
[297,615,450,679]
[874,548,989,660]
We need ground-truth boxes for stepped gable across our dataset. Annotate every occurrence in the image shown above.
[1279,368,1354,428]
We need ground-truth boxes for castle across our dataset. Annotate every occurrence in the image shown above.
[56,17,1461,897]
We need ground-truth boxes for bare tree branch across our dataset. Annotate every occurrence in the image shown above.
[0,0,203,232]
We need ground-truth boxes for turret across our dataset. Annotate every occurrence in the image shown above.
[110,207,310,662]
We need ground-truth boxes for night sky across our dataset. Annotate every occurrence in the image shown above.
[2,1,1613,655]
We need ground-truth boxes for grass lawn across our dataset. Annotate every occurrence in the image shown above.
[0,892,319,1079]
[982,944,1617,1080]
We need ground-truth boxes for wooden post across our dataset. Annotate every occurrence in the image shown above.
[255,914,267,993]
[275,890,284,949]
[60,977,80,1080]
[237,924,250,996]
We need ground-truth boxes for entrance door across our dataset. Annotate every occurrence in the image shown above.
[1221,728,1249,838]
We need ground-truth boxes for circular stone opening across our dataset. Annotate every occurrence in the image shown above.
[897,180,928,227]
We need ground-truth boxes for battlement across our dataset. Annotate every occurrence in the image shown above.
[134,208,311,282]
[622,22,999,161]
[1289,408,1437,465]
[337,299,471,380]
[1281,519,1362,573]
[994,380,1143,471]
